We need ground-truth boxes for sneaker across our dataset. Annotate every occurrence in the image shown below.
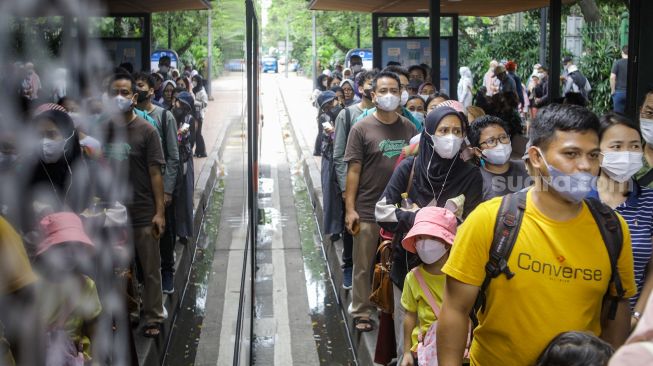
[342,266,352,290]
[162,271,174,294]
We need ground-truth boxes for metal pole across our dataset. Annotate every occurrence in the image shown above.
[285,21,290,78]
[539,8,548,66]
[357,14,361,48]
[207,9,213,98]
[549,0,562,100]
[167,13,172,49]
[312,12,317,88]
[429,0,441,89]
[372,13,380,69]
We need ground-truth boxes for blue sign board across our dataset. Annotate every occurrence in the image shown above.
[381,38,450,94]
[150,50,179,72]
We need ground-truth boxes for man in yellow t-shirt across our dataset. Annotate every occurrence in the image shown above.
[436,104,637,366]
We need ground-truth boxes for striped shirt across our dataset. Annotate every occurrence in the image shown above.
[590,182,653,307]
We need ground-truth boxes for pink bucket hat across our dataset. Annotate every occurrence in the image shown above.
[37,212,94,256]
[402,206,457,254]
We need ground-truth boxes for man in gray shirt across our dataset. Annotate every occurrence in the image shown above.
[135,72,180,294]
[332,70,376,290]
[610,46,628,114]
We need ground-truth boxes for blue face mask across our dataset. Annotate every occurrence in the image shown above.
[536,148,595,204]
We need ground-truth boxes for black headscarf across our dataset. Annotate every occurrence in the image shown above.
[192,74,204,94]
[412,106,478,210]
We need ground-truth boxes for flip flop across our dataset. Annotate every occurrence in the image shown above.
[353,317,374,332]
[143,323,161,338]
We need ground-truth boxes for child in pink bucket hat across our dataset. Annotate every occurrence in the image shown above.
[399,206,459,366]
[35,212,101,363]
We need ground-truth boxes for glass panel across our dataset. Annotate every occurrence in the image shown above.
[89,16,144,38]
[379,16,452,38]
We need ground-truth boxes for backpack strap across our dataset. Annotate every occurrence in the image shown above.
[345,107,351,129]
[474,189,528,314]
[412,267,440,318]
[160,108,169,160]
[584,197,624,320]
[638,169,653,187]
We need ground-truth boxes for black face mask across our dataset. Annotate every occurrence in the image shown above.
[136,90,151,103]
[363,88,373,100]
[327,105,343,121]
[172,107,186,122]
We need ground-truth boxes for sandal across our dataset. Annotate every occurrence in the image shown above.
[353,317,374,332]
[143,323,161,338]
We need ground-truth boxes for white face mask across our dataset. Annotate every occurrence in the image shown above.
[376,93,401,112]
[114,95,133,113]
[192,81,198,88]
[640,118,653,145]
[41,138,65,163]
[411,111,425,125]
[351,64,362,73]
[601,151,644,183]
[482,142,512,165]
[415,238,449,264]
[400,90,409,106]
[419,94,430,102]
[432,133,464,160]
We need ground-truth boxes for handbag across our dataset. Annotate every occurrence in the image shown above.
[369,159,417,314]
[413,267,471,366]
[369,239,394,314]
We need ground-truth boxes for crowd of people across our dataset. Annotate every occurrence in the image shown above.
[312,55,653,365]
[0,56,210,365]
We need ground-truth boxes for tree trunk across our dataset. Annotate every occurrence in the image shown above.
[579,0,601,24]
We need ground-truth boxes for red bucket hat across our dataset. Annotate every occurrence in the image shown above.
[402,207,457,254]
[37,212,94,256]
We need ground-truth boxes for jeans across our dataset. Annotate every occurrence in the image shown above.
[613,91,627,114]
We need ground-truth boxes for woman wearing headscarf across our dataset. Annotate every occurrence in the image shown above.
[457,67,474,110]
[26,106,89,222]
[171,92,196,242]
[374,106,483,360]
[192,74,208,157]
[339,79,359,107]
[158,80,177,109]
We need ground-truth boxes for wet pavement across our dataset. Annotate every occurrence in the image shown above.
[162,72,355,366]
[163,180,225,366]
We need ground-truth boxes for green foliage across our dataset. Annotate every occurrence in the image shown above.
[459,25,539,90]
[263,0,372,78]
[577,4,626,115]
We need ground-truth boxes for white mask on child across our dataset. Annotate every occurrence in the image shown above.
[415,239,448,264]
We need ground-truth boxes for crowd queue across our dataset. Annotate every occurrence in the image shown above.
[313,53,653,365]
[1,56,210,365]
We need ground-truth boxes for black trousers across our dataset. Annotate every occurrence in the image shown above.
[160,199,176,273]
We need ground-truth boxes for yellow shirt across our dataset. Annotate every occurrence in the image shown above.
[442,190,636,366]
[401,265,446,352]
[0,216,37,295]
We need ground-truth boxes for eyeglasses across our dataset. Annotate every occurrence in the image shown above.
[480,134,510,148]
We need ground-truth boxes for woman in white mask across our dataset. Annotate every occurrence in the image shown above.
[468,115,530,201]
[375,106,483,358]
[591,113,653,327]
[397,206,458,366]
[636,90,653,188]
[26,106,89,231]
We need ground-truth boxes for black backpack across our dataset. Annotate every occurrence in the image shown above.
[473,189,625,323]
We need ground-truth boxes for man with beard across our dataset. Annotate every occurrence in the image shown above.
[134,72,180,295]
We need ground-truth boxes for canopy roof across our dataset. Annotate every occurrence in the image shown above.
[308,0,575,16]
[5,0,211,16]
[105,0,211,14]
